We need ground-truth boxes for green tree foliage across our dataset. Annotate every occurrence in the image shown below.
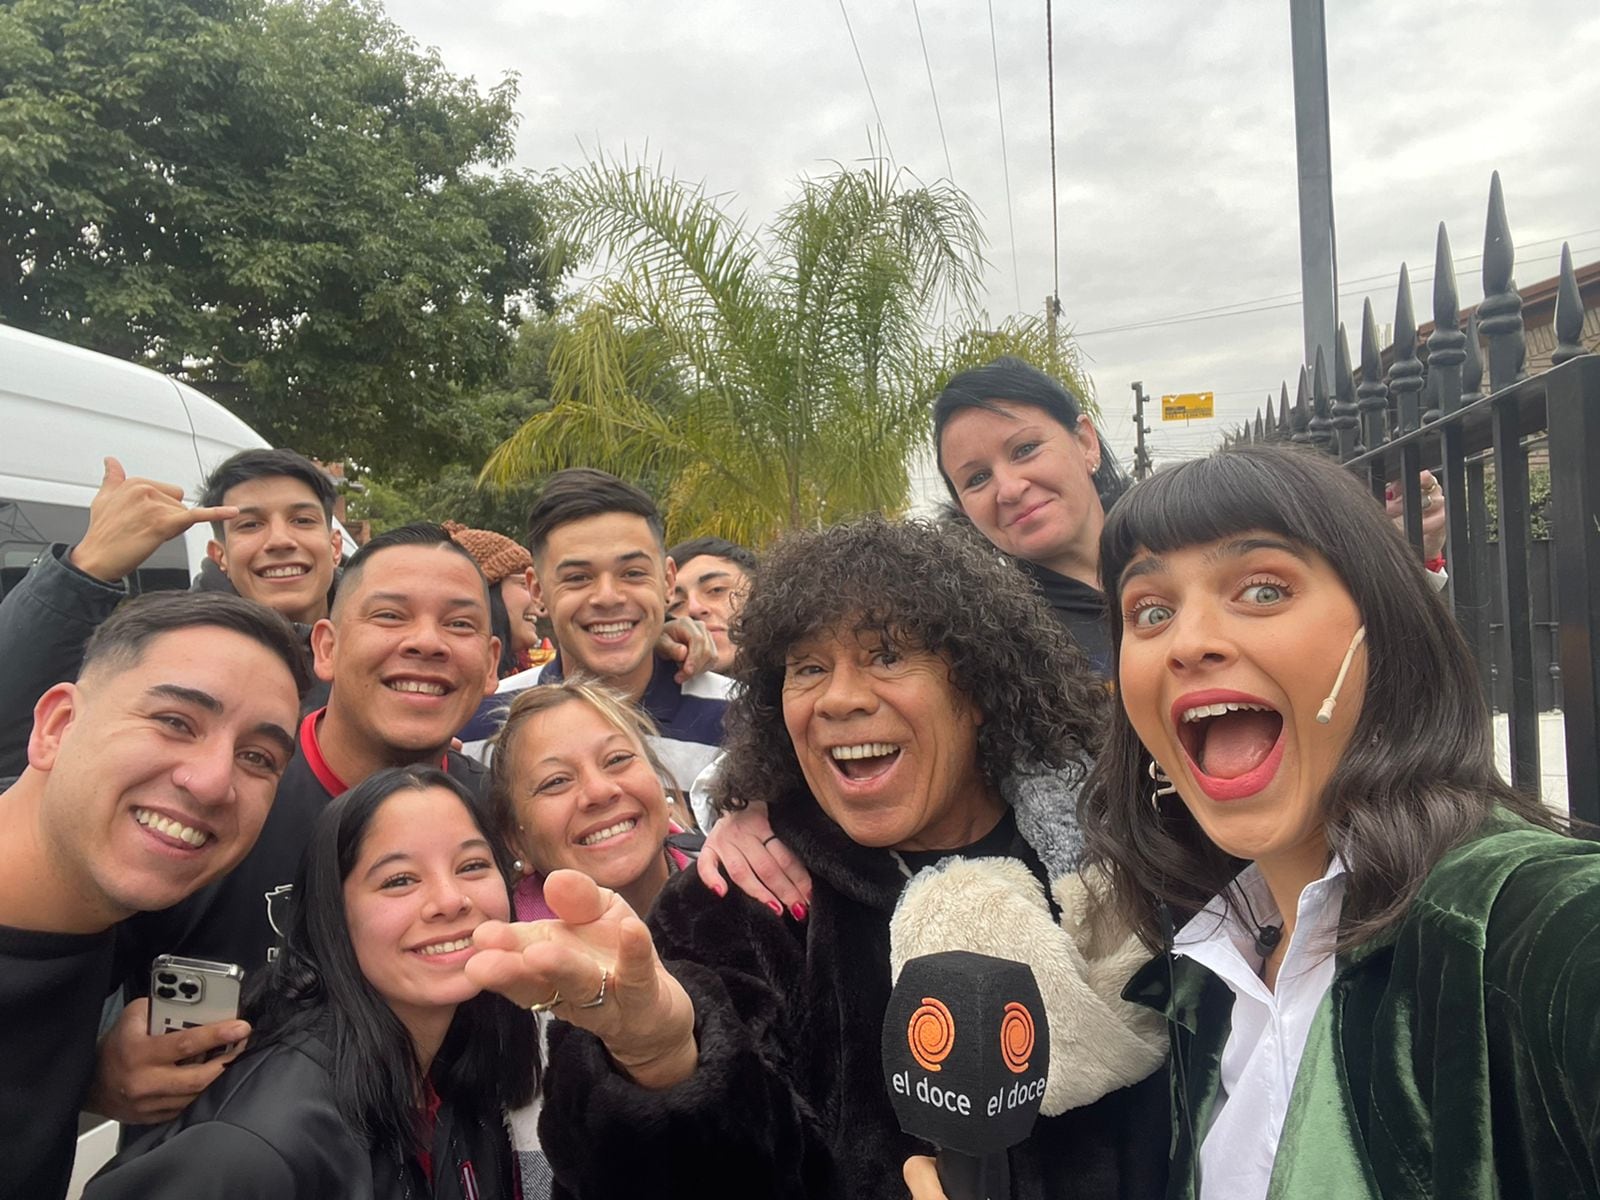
[0,0,563,472]
[480,158,986,547]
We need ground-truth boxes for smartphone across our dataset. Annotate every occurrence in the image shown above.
[148,955,245,1063]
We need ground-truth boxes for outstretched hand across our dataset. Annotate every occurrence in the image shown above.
[70,457,238,582]
[466,870,698,1089]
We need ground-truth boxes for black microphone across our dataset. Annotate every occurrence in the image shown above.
[882,950,1051,1200]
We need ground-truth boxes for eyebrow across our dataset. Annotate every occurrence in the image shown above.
[554,549,652,573]
[232,502,323,518]
[364,591,484,612]
[148,684,222,713]
[1118,536,1308,592]
[364,838,493,880]
[687,568,734,588]
[949,421,1048,476]
[147,685,295,755]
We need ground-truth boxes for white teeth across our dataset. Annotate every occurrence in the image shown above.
[579,818,638,846]
[134,808,209,847]
[829,742,900,760]
[260,566,308,578]
[1180,701,1273,724]
[416,937,472,956]
[588,622,633,636]
[388,679,447,695]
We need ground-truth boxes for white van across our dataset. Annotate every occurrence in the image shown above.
[0,324,350,597]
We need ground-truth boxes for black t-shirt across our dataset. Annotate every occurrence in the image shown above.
[896,807,1055,914]
[1015,558,1111,677]
[0,923,117,1200]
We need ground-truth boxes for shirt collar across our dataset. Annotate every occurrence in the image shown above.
[1174,856,1348,991]
[298,706,453,799]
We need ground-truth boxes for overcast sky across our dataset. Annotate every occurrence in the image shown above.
[384,0,1599,469]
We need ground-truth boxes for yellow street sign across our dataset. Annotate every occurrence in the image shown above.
[1161,392,1214,421]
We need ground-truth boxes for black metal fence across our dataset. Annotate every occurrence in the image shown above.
[1232,173,1599,825]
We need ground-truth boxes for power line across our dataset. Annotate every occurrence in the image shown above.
[1071,239,1600,339]
[988,0,1022,313]
[837,0,892,162]
[909,0,953,182]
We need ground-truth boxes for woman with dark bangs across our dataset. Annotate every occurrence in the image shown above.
[87,768,535,1199]
[466,516,1170,1199]
[1036,444,1594,1200]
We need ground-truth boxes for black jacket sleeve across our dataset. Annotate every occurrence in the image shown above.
[539,877,833,1199]
[0,544,126,776]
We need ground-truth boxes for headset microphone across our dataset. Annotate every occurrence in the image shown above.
[1315,625,1367,725]
[882,951,1050,1200]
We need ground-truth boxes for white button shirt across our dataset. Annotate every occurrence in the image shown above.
[1173,857,1348,1200]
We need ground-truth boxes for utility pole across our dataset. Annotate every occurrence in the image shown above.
[1044,294,1061,359]
[1131,381,1153,481]
[1289,0,1338,373]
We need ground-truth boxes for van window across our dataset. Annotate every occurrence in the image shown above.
[0,500,191,601]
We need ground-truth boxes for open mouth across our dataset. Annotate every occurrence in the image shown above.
[385,678,451,698]
[1174,698,1285,799]
[257,564,311,580]
[134,807,212,848]
[829,741,902,783]
[585,620,637,644]
[577,817,639,847]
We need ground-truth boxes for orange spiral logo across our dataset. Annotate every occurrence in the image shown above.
[907,997,955,1072]
[1000,1002,1035,1074]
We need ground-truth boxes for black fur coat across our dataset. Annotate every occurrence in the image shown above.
[540,792,1169,1199]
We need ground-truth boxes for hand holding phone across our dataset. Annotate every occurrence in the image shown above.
[86,998,252,1125]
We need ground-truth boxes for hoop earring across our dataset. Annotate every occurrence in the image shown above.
[1147,759,1176,809]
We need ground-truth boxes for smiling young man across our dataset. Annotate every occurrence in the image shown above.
[93,523,501,1133]
[198,449,343,626]
[463,470,732,831]
[0,592,306,1200]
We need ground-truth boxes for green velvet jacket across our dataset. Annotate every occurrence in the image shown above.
[1126,818,1600,1199]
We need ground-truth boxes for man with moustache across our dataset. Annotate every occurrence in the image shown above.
[89,523,502,1128]
[0,592,306,1200]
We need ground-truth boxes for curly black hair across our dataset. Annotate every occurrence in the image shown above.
[717,514,1107,811]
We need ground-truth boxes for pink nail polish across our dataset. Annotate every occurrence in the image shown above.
[791,902,808,921]
[712,880,727,898]
[767,900,783,918]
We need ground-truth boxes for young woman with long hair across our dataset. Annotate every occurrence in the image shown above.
[1067,444,1592,1200]
[86,768,536,1199]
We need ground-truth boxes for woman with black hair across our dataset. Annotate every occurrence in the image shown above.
[1046,444,1591,1200]
[86,767,536,1199]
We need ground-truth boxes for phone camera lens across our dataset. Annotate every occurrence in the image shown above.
[156,972,177,986]
[155,986,176,999]
[178,981,200,997]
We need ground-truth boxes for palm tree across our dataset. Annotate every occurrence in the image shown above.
[480,156,987,546]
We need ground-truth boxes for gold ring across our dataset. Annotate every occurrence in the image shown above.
[577,968,610,1010]
[528,989,563,1014]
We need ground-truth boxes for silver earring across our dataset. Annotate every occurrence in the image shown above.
[1147,759,1176,809]
[512,859,525,875]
